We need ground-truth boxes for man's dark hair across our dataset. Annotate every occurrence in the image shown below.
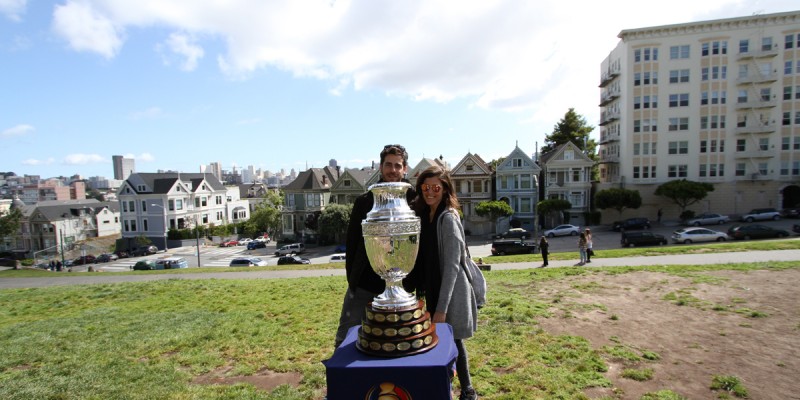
[380,144,408,166]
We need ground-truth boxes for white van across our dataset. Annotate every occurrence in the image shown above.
[154,257,189,269]
[274,243,305,256]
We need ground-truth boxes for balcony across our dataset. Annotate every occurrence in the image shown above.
[734,150,775,159]
[735,98,777,110]
[599,133,621,144]
[735,123,776,135]
[736,48,779,60]
[736,73,778,85]
[599,111,620,126]
[598,89,621,106]
[599,70,620,88]
[598,155,620,164]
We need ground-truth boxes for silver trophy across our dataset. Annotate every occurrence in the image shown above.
[362,182,420,310]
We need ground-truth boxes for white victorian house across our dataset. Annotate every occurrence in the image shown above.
[450,153,493,236]
[540,141,595,227]
[495,144,541,233]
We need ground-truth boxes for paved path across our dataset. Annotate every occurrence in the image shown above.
[2,249,799,289]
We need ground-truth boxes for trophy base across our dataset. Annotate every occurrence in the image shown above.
[356,299,438,357]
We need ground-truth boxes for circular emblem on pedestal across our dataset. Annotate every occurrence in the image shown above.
[365,382,413,400]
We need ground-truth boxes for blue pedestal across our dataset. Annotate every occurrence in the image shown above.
[324,323,458,400]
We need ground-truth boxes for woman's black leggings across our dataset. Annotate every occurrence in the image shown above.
[455,339,472,389]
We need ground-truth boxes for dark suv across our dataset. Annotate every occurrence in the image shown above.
[491,240,536,256]
[620,231,667,247]
[612,217,651,231]
[131,245,158,256]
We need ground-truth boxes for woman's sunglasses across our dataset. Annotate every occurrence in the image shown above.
[421,184,442,193]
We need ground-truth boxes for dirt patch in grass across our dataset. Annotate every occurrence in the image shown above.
[192,365,303,392]
[535,268,800,399]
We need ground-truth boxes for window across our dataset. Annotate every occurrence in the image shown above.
[759,138,769,151]
[702,41,727,56]
[782,137,790,150]
[784,112,791,126]
[669,45,690,59]
[668,141,689,155]
[194,197,200,208]
[739,39,749,53]
[785,60,794,75]
[122,201,128,212]
[215,195,223,205]
[784,86,792,100]
[762,37,773,51]
[141,201,147,212]
[633,166,640,179]
[668,117,689,131]
[669,93,689,107]
[760,87,771,101]
[202,214,209,224]
[643,71,657,85]
[738,90,748,104]
[168,199,175,211]
[519,174,532,189]
[512,158,522,167]
[758,163,768,175]
[786,34,795,50]
[175,199,183,210]
[143,219,148,231]
[633,143,640,155]
[736,163,746,176]
[634,72,641,86]
[669,69,690,83]
[668,165,688,178]
[201,197,207,207]
[572,169,581,182]
[737,139,746,152]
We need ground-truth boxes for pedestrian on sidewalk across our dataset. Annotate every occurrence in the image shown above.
[539,236,549,267]
[577,232,588,265]
[585,228,593,263]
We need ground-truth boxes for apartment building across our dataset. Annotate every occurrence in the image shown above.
[598,11,800,220]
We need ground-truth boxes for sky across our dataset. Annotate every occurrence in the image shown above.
[1,0,798,179]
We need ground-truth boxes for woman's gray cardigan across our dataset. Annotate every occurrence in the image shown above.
[435,209,478,340]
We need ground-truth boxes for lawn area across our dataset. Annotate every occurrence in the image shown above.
[1,259,798,399]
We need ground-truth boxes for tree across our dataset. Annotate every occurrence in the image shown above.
[541,108,597,156]
[86,188,104,201]
[246,190,284,237]
[595,188,642,216]
[318,203,352,244]
[475,200,514,221]
[0,208,22,238]
[654,179,714,215]
[537,199,572,227]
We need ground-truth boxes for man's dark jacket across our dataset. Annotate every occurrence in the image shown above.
[345,180,416,293]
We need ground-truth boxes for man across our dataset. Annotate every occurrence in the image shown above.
[333,144,415,348]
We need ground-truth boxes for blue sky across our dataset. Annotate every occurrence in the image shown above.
[1,0,798,179]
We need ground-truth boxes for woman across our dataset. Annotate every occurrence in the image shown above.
[411,165,478,400]
[584,228,593,263]
[539,236,549,267]
[578,232,588,265]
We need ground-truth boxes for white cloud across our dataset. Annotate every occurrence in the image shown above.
[0,0,26,21]
[47,0,797,122]
[1,123,34,137]
[157,32,204,71]
[136,153,155,162]
[63,153,107,165]
[129,107,163,120]
[22,157,55,166]
[52,0,124,59]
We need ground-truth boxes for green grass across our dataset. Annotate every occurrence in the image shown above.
[710,375,749,398]
[621,367,654,381]
[1,260,796,399]
[0,262,346,278]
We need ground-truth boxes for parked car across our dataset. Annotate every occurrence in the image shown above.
[220,240,238,247]
[275,243,305,256]
[739,208,781,222]
[685,213,730,226]
[543,224,581,237]
[154,257,189,269]
[229,257,268,267]
[254,235,271,243]
[781,207,800,219]
[620,232,667,247]
[490,240,536,256]
[246,241,267,250]
[0,257,20,269]
[131,245,158,257]
[277,255,311,265]
[132,260,157,270]
[114,250,130,258]
[329,253,346,262]
[237,238,253,246]
[671,227,728,244]
[494,228,531,240]
[334,244,347,253]
[95,253,119,263]
[73,255,97,265]
[727,224,790,240]
[612,217,651,231]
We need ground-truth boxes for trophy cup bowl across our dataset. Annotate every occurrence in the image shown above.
[357,182,438,356]
[361,182,420,310]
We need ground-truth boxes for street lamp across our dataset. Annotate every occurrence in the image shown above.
[150,203,168,253]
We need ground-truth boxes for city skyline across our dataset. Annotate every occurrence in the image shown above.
[2,1,798,179]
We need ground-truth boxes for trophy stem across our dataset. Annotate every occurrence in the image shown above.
[373,280,416,310]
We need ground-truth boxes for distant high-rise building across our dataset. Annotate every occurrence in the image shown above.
[207,162,222,181]
[112,155,135,180]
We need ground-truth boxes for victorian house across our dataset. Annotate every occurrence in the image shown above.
[450,153,494,236]
[407,157,448,186]
[329,168,377,205]
[495,144,541,233]
[280,166,338,242]
[116,173,244,250]
[540,141,595,227]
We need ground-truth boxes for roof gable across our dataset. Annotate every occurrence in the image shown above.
[283,167,338,192]
[540,141,594,166]
[496,145,541,173]
[331,168,375,192]
[451,153,492,176]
